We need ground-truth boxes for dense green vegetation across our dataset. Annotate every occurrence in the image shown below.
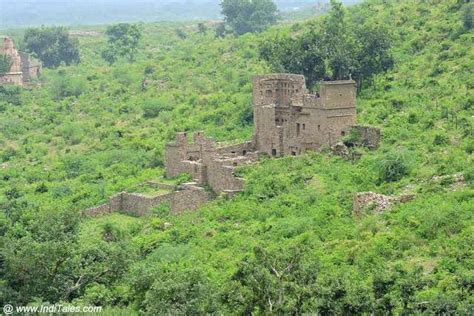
[1,0,473,314]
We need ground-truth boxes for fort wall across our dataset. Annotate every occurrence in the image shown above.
[84,184,211,217]
[87,73,380,218]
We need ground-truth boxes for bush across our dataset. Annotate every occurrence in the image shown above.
[462,4,473,30]
[142,100,172,118]
[377,150,411,183]
[51,75,86,100]
[0,54,12,74]
[0,86,22,106]
[433,133,449,146]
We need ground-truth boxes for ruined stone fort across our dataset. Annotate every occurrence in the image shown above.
[87,73,380,217]
[165,74,379,194]
[0,37,42,86]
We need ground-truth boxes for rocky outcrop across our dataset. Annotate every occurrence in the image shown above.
[353,191,414,216]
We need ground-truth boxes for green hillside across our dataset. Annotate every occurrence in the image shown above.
[1,0,473,314]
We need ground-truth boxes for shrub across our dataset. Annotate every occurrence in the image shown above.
[142,100,172,118]
[433,133,449,146]
[0,86,22,106]
[377,150,411,183]
[0,54,12,74]
[408,112,419,124]
[462,4,473,30]
[51,75,86,100]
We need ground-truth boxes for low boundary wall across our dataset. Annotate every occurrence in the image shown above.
[84,183,212,217]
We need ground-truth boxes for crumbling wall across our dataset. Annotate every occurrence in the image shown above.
[164,132,216,179]
[171,184,212,214]
[84,183,212,217]
[85,191,173,217]
[350,125,381,149]
[19,52,42,82]
[205,154,254,194]
[216,140,256,156]
[121,192,173,216]
[85,203,112,217]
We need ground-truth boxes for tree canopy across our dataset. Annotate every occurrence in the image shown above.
[221,0,279,35]
[23,26,80,68]
[102,23,142,64]
[259,0,394,89]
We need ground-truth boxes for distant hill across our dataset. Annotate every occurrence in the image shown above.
[0,0,361,29]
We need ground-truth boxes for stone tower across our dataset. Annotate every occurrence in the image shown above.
[0,36,42,86]
[253,73,356,156]
[0,37,23,85]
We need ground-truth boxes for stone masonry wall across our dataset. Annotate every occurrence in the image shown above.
[84,185,211,217]
[170,184,212,214]
[351,125,381,149]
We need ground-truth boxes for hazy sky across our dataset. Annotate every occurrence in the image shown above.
[0,0,361,29]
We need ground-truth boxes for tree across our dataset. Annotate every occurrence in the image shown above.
[143,267,216,314]
[224,243,320,314]
[102,23,142,64]
[221,0,279,35]
[462,3,473,30]
[322,0,356,80]
[353,24,394,91]
[259,29,326,88]
[259,0,393,90]
[197,22,208,34]
[23,26,80,68]
[0,54,12,74]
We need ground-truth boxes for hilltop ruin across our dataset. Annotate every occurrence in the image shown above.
[0,37,42,86]
[165,73,380,195]
[87,73,380,216]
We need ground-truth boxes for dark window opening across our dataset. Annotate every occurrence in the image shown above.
[233,162,238,166]
[231,151,235,154]
[341,131,346,136]
[318,125,321,131]
[296,123,301,136]
[242,150,247,155]
[272,149,277,156]
[291,151,296,156]
[302,124,306,130]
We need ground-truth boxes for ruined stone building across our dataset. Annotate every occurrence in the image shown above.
[87,73,379,216]
[165,73,379,197]
[0,37,42,86]
[253,74,357,156]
